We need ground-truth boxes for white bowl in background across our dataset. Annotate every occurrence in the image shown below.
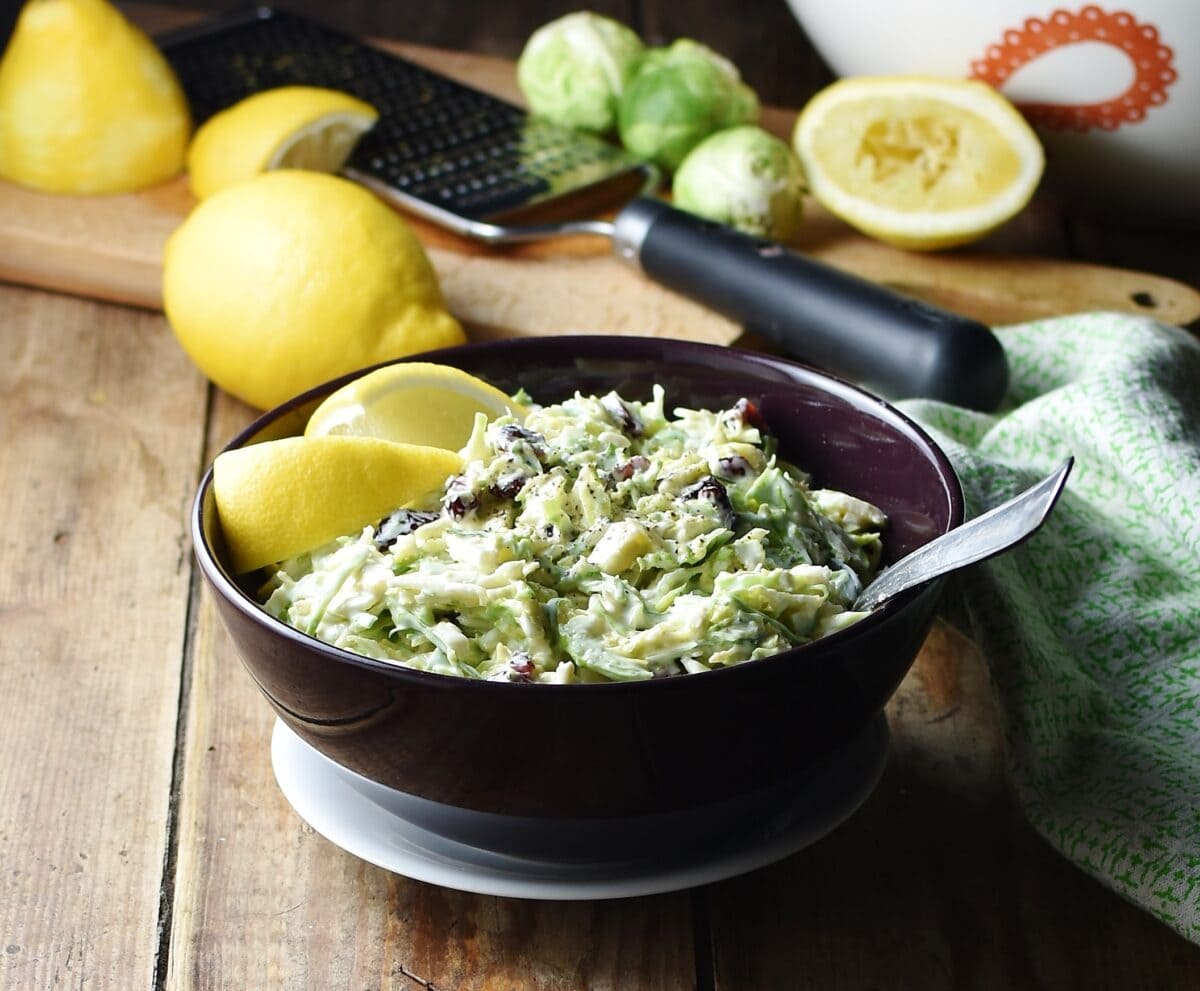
[785,1,1200,224]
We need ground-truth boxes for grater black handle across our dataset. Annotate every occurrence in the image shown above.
[611,198,1009,411]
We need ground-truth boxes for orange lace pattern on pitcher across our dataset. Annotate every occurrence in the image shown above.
[969,6,1176,131]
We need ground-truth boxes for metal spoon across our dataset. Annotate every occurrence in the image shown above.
[853,456,1075,612]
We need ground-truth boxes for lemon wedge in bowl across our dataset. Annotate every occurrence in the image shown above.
[305,363,522,450]
[186,85,378,199]
[213,435,462,574]
[792,76,1044,250]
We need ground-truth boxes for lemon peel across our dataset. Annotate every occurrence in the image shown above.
[213,435,462,574]
[793,75,1044,250]
[186,85,378,200]
[0,0,191,194]
[162,170,464,411]
[305,363,521,450]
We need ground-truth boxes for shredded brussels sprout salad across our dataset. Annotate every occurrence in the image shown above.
[261,387,886,683]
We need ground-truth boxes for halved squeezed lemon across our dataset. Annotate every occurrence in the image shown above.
[792,76,1044,250]
[213,435,462,574]
[186,85,378,200]
[304,363,522,450]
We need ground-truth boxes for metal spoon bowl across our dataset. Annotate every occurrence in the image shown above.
[854,457,1075,612]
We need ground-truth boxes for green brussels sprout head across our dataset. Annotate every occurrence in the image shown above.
[516,11,645,134]
[673,125,806,241]
[618,39,759,173]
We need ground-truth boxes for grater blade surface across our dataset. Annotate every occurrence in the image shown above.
[160,7,652,226]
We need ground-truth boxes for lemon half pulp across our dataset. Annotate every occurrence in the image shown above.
[793,76,1044,250]
[305,363,522,450]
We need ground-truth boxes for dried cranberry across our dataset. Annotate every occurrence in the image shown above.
[613,454,650,481]
[447,495,478,519]
[681,476,734,527]
[491,473,527,499]
[735,398,765,429]
[682,475,724,502]
[600,394,643,436]
[495,423,547,457]
[444,476,479,519]
[717,455,752,478]
[374,509,439,550]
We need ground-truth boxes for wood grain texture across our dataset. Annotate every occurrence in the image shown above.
[707,624,1200,989]
[0,172,744,345]
[0,285,206,990]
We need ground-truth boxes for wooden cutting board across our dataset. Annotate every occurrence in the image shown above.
[1,41,1198,339]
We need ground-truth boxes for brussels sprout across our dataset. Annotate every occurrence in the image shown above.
[618,39,759,173]
[673,125,806,241]
[516,11,645,134]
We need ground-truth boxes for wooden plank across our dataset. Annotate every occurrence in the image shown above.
[165,392,698,990]
[0,285,207,989]
[1067,214,1200,312]
[706,624,1200,988]
[0,173,745,346]
[167,555,397,989]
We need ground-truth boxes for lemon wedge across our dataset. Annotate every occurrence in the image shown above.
[186,86,378,200]
[305,363,521,450]
[792,76,1044,250]
[213,435,461,574]
[0,0,191,194]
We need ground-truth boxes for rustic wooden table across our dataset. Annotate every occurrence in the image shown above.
[3,4,1200,990]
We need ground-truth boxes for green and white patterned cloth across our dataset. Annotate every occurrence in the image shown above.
[899,312,1200,942]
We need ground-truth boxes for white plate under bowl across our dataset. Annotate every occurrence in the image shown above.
[271,714,889,900]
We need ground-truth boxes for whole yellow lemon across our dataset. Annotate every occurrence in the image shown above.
[162,170,465,410]
[0,0,191,194]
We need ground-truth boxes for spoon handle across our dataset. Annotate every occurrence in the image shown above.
[853,457,1074,612]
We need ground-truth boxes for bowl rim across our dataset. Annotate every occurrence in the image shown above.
[190,335,964,695]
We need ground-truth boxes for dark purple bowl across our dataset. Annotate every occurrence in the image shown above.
[192,336,962,828]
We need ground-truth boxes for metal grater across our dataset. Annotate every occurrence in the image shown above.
[158,6,656,231]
